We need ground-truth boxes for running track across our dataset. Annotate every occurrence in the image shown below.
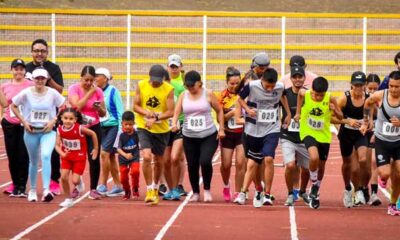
[0,130,399,240]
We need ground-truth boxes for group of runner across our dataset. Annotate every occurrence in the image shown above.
[1,38,400,216]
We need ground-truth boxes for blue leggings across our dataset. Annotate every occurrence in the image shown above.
[23,131,56,191]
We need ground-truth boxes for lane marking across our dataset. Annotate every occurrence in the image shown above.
[155,151,220,240]
[378,186,391,200]
[289,206,299,240]
[11,177,113,240]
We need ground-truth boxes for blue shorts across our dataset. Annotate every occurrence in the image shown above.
[243,132,280,164]
[101,125,119,153]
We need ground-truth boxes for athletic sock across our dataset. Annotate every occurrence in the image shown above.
[147,185,152,191]
[371,184,378,194]
[310,169,318,184]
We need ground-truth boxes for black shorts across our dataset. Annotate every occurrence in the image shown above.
[243,132,280,164]
[375,137,400,167]
[366,131,375,148]
[303,136,330,161]
[137,128,170,156]
[220,131,243,149]
[167,129,183,147]
[338,130,368,157]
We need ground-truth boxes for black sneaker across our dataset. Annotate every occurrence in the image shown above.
[309,196,320,209]
[177,184,188,196]
[18,190,27,198]
[159,184,167,196]
[9,188,19,198]
[299,191,310,204]
[309,184,320,209]
[362,187,370,203]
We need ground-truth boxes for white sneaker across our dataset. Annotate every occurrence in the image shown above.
[285,194,294,206]
[28,189,37,202]
[343,190,353,208]
[42,189,54,202]
[203,190,213,203]
[59,198,74,208]
[189,193,200,202]
[253,191,263,208]
[236,192,246,205]
[354,190,366,206]
[77,176,85,192]
[369,193,382,206]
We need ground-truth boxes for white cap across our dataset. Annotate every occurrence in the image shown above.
[25,72,33,80]
[95,67,111,80]
[32,68,49,79]
[168,54,182,67]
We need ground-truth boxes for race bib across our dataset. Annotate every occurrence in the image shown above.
[382,122,400,136]
[288,119,300,132]
[30,110,50,123]
[82,114,96,126]
[344,119,362,130]
[168,118,180,128]
[227,117,242,129]
[9,105,23,118]
[257,109,277,123]
[62,139,81,150]
[187,116,206,131]
[99,111,110,123]
[307,117,324,130]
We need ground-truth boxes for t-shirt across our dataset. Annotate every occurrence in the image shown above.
[57,123,87,162]
[114,130,140,165]
[100,84,124,128]
[0,79,34,124]
[219,88,243,133]
[68,83,104,127]
[12,87,65,128]
[26,61,64,88]
[170,73,185,122]
[281,70,317,89]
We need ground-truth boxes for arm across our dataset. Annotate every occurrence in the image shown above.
[234,100,245,125]
[330,96,343,120]
[156,89,174,121]
[117,148,133,160]
[68,85,97,111]
[171,92,184,132]
[114,89,125,128]
[47,66,64,93]
[11,103,31,132]
[209,90,225,139]
[55,132,68,158]
[360,91,383,134]
[93,101,107,117]
[280,95,291,128]
[0,88,7,108]
[81,127,99,160]
[294,89,305,121]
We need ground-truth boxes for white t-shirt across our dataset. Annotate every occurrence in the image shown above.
[12,87,65,127]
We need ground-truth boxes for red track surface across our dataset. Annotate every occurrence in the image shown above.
[0,130,399,240]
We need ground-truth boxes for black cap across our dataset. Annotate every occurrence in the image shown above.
[291,66,305,77]
[11,58,26,68]
[289,55,305,67]
[184,70,201,87]
[149,64,166,82]
[351,71,366,84]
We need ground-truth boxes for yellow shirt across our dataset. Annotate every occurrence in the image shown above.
[135,80,173,134]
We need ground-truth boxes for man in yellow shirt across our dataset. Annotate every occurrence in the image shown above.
[133,65,174,205]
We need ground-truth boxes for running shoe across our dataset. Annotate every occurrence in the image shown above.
[59,198,74,208]
[123,191,131,200]
[163,190,174,200]
[9,188,19,198]
[76,177,85,192]
[285,194,294,206]
[232,192,240,203]
[171,188,181,201]
[309,184,320,209]
[71,187,80,199]
[28,189,37,202]
[253,191,263,208]
[368,193,382,206]
[387,204,400,216]
[132,189,140,199]
[300,191,310,204]
[88,190,102,200]
[17,190,27,198]
[145,189,153,203]
[343,189,353,208]
[223,186,231,202]
[159,184,167,196]
[362,187,370,203]
[354,190,366,206]
[96,184,108,197]
[236,192,246,205]
[3,184,14,195]
[378,177,387,189]
[204,190,213,203]
[177,184,188,196]
[42,189,54,202]
[263,193,273,206]
[151,189,159,205]
[293,189,300,202]
[50,180,61,196]
[189,193,200,202]
[106,186,125,197]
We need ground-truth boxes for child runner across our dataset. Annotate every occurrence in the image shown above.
[294,76,343,209]
[114,111,140,200]
[56,107,99,207]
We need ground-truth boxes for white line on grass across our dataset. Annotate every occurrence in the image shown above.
[289,206,299,240]
[155,151,220,240]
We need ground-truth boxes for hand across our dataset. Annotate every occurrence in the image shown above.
[247,108,257,118]
[22,120,32,133]
[293,114,300,122]
[145,117,156,129]
[367,120,374,131]
[218,128,225,139]
[282,115,291,129]
[329,102,335,111]
[91,148,98,160]
[145,110,155,119]
[125,153,134,160]
[171,124,178,133]
[60,149,69,158]
[370,134,375,144]
[390,116,400,127]
[347,118,361,129]
[92,101,101,109]
[43,119,55,132]
[359,123,368,136]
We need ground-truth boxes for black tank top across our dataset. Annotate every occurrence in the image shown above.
[338,90,369,136]
[281,87,302,143]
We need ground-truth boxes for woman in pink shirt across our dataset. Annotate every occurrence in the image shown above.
[68,65,106,200]
[0,59,34,197]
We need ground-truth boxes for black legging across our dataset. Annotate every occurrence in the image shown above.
[1,118,29,192]
[86,123,102,190]
[183,131,218,194]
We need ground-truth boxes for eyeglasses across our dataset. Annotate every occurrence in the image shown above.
[32,49,48,54]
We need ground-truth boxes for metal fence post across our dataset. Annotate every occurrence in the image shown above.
[51,13,56,63]
[126,14,132,110]
[202,15,207,86]
[281,16,286,78]
[362,17,367,73]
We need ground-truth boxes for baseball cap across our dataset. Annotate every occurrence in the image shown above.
[351,71,366,84]
[95,67,111,80]
[168,54,182,67]
[32,68,49,79]
[25,72,33,80]
[149,64,167,83]
[11,58,26,69]
[291,66,305,77]
[184,70,201,87]
[251,52,270,68]
[289,55,306,67]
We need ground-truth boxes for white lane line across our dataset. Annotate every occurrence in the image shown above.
[378,186,391,200]
[289,206,299,240]
[0,168,42,188]
[11,177,113,240]
[155,151,220,240]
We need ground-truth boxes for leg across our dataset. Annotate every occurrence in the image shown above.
[171,138,184,189]
[220,147,234,186]
[242,160,259,192]
[60,169,71,196]
[342,155,353,189]
[183,136,201,193]
[130,162,140,190]
[87,124,102,190]
[23,131,41,190]
[100,150,111,185]
[141,148,153,186]
[109,153,121,185]
[390,161,400,204]
[1,120,21,191]
[153,154,164,186]
[264,156,274,193]
[119,164,130,192]
[199,133,218,191]
[163,146,173,189]
[40,131,56,191]
[357,146,369,188]
[234,144,246,193]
